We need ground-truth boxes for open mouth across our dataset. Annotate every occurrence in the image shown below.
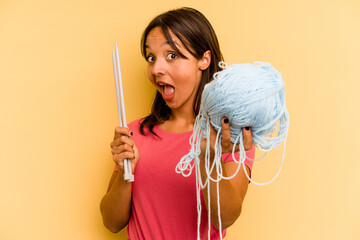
[158,83,175,100]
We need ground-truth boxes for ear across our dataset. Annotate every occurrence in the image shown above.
[198,50,211,70]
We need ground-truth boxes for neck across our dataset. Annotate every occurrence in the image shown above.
[160,103,196,133]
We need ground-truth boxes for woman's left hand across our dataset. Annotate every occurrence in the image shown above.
[200,117,253,158]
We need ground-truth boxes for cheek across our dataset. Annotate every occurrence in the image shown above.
[147,67,155,85]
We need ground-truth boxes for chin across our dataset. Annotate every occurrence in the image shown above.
[165,102,178,109]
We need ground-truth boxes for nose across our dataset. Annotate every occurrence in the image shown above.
[150,58,166,76]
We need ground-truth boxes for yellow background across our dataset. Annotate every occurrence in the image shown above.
[1,0,359,239]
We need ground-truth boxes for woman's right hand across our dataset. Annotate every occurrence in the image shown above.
[110,127,139,174]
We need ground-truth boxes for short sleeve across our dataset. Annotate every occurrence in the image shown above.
[222,145,255,179]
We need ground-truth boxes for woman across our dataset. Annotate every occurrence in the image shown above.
[100,7,254,240]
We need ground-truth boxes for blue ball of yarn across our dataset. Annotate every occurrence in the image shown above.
[199,62,289,151]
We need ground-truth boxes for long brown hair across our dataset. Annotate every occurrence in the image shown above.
[140,7,224,136]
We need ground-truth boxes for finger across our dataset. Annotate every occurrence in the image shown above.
[221,117,232,152]
[111,144,134,155]
[242,127,253,151]
[114,152,135,163]
[111,135,135,148]
[114,127,133,139]
[117,135,134,147]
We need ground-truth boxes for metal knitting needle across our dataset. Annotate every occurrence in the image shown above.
[112,42,134,182]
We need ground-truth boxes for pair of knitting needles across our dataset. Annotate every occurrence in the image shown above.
[112,42,134,182]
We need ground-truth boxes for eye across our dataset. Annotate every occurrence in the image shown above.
[167,53,177,60]
[147,55,155,63]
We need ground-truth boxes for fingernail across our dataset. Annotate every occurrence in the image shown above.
[223,118,229,124]
[245,127,250,130]
[130,131,133,136]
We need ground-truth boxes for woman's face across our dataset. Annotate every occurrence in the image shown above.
[145,27,208,111]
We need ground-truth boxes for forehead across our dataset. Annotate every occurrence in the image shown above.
[145,27,181,48]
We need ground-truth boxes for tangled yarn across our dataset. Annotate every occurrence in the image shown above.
[175,61,289,240]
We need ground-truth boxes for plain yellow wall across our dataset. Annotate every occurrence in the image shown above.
[1,0,359,239]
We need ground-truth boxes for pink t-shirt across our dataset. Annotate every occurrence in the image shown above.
[114,119,254,240]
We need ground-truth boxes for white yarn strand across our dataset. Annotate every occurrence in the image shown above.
[175,61,289,240]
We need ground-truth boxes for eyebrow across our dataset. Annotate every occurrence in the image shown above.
[144,38,188,59]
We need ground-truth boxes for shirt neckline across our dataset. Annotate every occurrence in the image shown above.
[154,124,193,137]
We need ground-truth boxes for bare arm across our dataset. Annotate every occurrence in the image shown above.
[100,127,139,233]
[199,118,253,229]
